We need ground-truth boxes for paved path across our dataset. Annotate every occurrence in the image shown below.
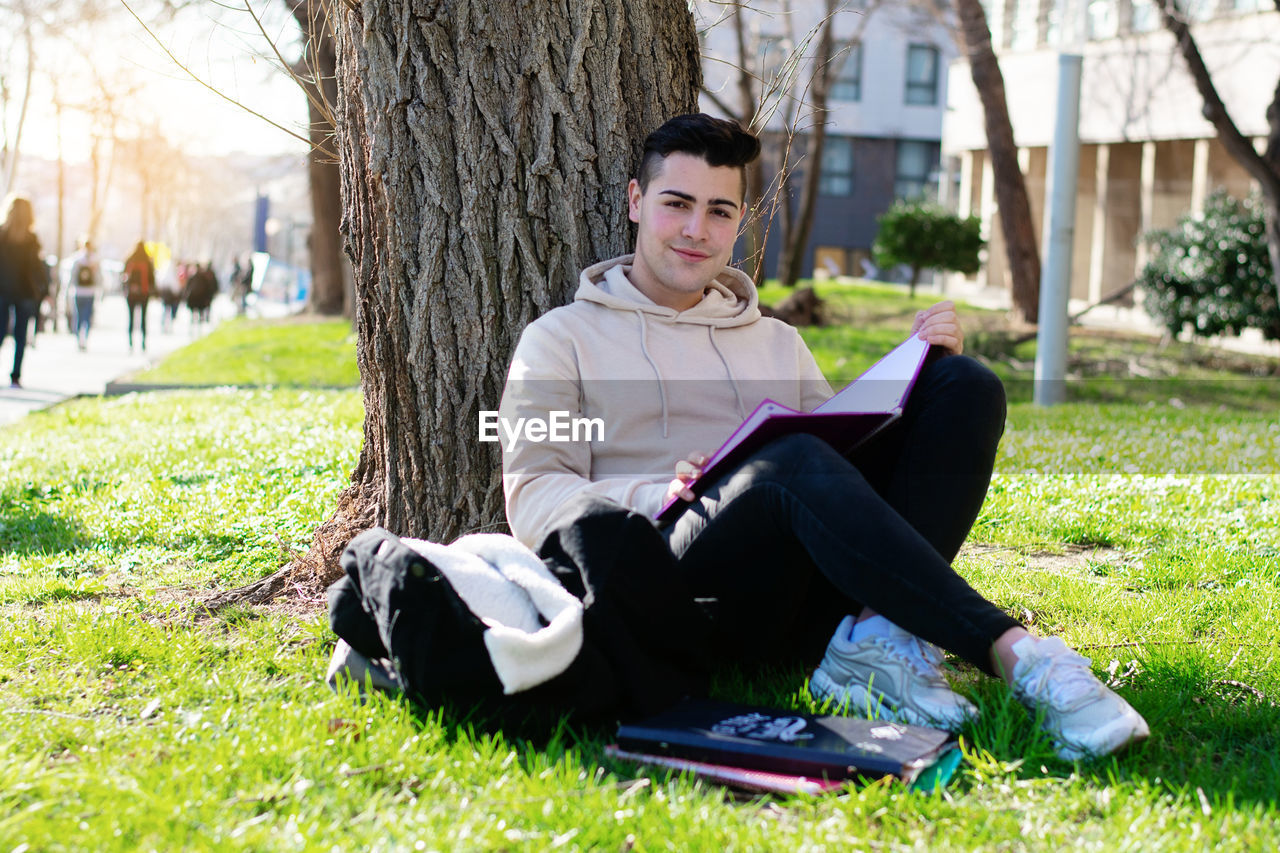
[0,293,238,427]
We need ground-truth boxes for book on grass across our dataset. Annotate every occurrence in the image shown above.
[655,334,931,523]
[613,698,959,789]
[603,744,848,795]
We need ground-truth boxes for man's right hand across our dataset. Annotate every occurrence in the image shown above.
[665,452,708,504]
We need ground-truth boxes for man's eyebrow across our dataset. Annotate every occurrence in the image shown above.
[658,189,740,210]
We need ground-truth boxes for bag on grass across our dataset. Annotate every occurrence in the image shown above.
[326,497,713,722]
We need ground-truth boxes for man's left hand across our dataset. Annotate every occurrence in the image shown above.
[911,301,964,355]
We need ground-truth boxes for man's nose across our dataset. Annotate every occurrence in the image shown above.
[682,210,708,241]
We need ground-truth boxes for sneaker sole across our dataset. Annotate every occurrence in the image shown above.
[809,667,971,732]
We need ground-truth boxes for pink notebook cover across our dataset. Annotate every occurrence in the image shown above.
[655,334,931,522]
[604,745,847,795]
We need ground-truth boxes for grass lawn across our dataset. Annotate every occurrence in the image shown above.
[2,297,1279,850]
[123,317,360,388]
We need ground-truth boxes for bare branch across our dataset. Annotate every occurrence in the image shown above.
[1159,0,1280,195]
[115,0,311,148]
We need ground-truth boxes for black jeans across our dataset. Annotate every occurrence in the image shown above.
[127,297,149,347]
[662,354,1021,675]
[0,296,35,383]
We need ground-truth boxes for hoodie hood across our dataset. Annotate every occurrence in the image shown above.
[575,254,761,328]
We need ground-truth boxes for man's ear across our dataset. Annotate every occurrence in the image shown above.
[627,179,643,224]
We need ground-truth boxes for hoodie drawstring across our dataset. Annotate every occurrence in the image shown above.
[709,327,747,421]
[635,310,671,438]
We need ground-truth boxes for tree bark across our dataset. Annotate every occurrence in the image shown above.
[777,0,837,287]
[214,0,702,604]
[1160,0,1280,309]
[953,0,1041,323]
[289,0,351,318]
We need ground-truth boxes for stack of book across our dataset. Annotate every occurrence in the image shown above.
[608,698,961,795]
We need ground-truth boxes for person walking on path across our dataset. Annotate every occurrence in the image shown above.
[122,241,155,351]
[500,114,1149,761]
[186,262,217,332]
[0,195,46,388]
[68,239,100,351]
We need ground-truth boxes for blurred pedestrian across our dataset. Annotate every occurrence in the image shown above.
[186,262,216,332]
[68,238,100,351]
[157,263,181,333]
[231,256,253,317]
[122,240,156,351]
[0,194,46,388]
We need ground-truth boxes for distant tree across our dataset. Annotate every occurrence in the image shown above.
[1159,0,1280,310]
[285,0,350,318]
[1138,191,1279,341]
[930,0,1042,323]
[872,200,984,297]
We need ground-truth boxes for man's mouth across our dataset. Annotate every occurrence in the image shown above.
[672,248,710,262]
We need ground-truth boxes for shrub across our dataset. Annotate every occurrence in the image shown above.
[871,201,984,297]
[1139,191,1280,341]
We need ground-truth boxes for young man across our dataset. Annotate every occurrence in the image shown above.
[499,114,1148,760]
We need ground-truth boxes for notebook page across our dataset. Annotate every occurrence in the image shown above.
[813,334,928,415]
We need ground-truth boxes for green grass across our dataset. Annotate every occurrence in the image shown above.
[2,310,1280,849]
[762,279,1280,410]
[125,317,359,388]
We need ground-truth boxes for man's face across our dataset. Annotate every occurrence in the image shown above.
[627,152,745,311]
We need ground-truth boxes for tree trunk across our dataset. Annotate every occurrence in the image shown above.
[290,0,351,318]
[2,26,35,196]
[733,5,768,286]
[954,0,1041,323]
[1161,1,1280,308]
[777,0,837,287]
[212,0,702,605]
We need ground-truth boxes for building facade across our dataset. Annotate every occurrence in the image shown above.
[942,0,1279,309]
[697,1,958,280]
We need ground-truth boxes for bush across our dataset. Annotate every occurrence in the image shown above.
[1139,191,1280,341]
[871,201,984,297]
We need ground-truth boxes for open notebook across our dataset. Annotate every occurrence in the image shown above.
[655,334,931,523]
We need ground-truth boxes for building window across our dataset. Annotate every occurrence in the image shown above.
[820,136,854,196]
[895,140,938,200]
[1087,0,1118,39]
[1010,0,1041,50]
[1186,0,1218,20]
[905,45,939,106]
[1129,0,1159,32]
[758,35,787,93]
[830,41,862,102]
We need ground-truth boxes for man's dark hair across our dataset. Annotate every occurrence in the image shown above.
[636,114,761,199]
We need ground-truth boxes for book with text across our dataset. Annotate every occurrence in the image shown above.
[655,334,931,523]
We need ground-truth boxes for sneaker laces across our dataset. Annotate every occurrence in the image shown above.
[879,630,946,682]
[1016,640,1103,710]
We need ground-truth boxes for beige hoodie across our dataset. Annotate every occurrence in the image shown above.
[500,255,831,547]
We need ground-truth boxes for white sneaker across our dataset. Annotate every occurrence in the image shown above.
[809,615,978,731]
[1010,636,1150,761]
